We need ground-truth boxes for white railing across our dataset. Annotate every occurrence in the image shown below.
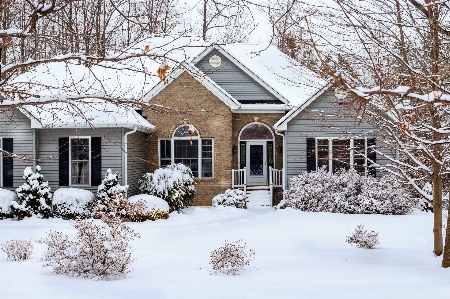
[269,167,283,200]
[232,167,246,193]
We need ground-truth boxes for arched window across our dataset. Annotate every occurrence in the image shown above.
[159,125,213,178]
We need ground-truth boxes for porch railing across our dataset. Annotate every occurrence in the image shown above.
[232,167,246,194]
[269,167,283,200]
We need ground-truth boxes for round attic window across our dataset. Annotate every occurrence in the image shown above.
[209,55,221,68]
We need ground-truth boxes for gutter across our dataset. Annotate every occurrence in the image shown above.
[123,127,138,196]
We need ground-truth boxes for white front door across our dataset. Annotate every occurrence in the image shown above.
[246,141,267,185]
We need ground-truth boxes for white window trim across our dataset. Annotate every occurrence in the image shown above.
[238,122,276,169]
[315,137,368,175]
[69,136,91,186]
[158,125,214,179]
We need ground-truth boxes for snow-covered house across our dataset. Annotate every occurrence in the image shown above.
[141,38,380,206]
[1,36,380,205]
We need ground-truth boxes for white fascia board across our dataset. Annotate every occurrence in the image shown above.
[233,104,291,114]
[142,62,240,110]
[215,45,291,105]
[274,81,333,132]
[18,107,43,129]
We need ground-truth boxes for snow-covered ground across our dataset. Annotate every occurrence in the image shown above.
[0,207,448,299]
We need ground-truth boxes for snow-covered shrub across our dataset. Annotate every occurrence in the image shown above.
[1,240,33,261]
[209,240,255,275]
[0,189,17,219]
[138,163,197,212]
[11,166,52,219]
[346,224,380,249]
[95,169,128,215]
[212,189,247,209]
[283,168,413,215]
[128,194,170,221]
[38,216,140,280]
[52,188,95,220]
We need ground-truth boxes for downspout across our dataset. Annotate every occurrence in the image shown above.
[32,129,37,169]
[275,129,287,194]
[123,127,138,196]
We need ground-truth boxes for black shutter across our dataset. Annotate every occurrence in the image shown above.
[59,138,69,186]
[367,138,376,177]
[240,141,246,169]
[2,138,13,187]
[306,138,316,172]
[91,137,102,186]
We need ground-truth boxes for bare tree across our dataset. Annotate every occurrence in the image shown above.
[296,0,450,264]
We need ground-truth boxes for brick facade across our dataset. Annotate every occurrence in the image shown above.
[144,72,286,206]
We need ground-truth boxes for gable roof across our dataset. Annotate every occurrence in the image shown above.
[142,40,328,110]
[274,80,334,132]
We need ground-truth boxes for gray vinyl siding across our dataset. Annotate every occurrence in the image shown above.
[37,128,124,193]
[126,131,148,196]
[0,108,34,190]
[195,49,283,104]
[285,89,387,179]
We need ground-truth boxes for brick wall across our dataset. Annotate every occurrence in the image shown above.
[144,72,233,206]
[144,72,287,206]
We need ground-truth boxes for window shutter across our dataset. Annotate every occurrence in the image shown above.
[59,138,69,186]
[91,137,102,186]
[240,141,246,169]
[306,138,316,172]
[367,138,376,177]
[2,138,13,187]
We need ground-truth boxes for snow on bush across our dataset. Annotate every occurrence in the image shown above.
[346,224,380,249]
[283,168,413,215]
[212,189,247,209]
[52,188,95,220]
[0,189,17,219]
[128,194,170,221]
[37,216,140,280]
[10,166,52,220]
[209,240,255,275]
[138,163,197,212]
[1,240,33,261]
[95,169,128,215]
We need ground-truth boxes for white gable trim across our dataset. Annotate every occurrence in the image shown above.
[214,45,291,105]
[142,62,241,110]
[274,81,334,132]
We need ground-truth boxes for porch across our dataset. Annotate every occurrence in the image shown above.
[231,167,284,207]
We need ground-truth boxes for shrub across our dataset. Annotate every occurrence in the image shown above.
[209,240,255,275]
[346,224,380,249]
[128,194,170,221]
[212,189,247,209]
[37,216,140,280]
[52,188,95,220]
[11,165,52,219]
[138,163,197,212]
[283,168,413,215]
[95,169,128,215]
[0,189,17,219]
[1,240,33,261]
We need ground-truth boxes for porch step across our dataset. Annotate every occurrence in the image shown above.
[246,189,272,208]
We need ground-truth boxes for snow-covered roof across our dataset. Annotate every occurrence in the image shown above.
[20,100,155,133]
[219,44,328,107]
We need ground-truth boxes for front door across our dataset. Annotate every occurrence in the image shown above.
[246,141,267,185]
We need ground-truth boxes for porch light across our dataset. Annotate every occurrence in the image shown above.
[233,145,238,153]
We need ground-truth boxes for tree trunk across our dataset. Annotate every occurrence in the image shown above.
[433,173,443,256]
[442,208,450,266]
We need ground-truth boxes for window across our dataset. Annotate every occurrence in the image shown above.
[309,137,375,175]
[159,125,214,179]
[0,137,2,187]
[70,137,90,185]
